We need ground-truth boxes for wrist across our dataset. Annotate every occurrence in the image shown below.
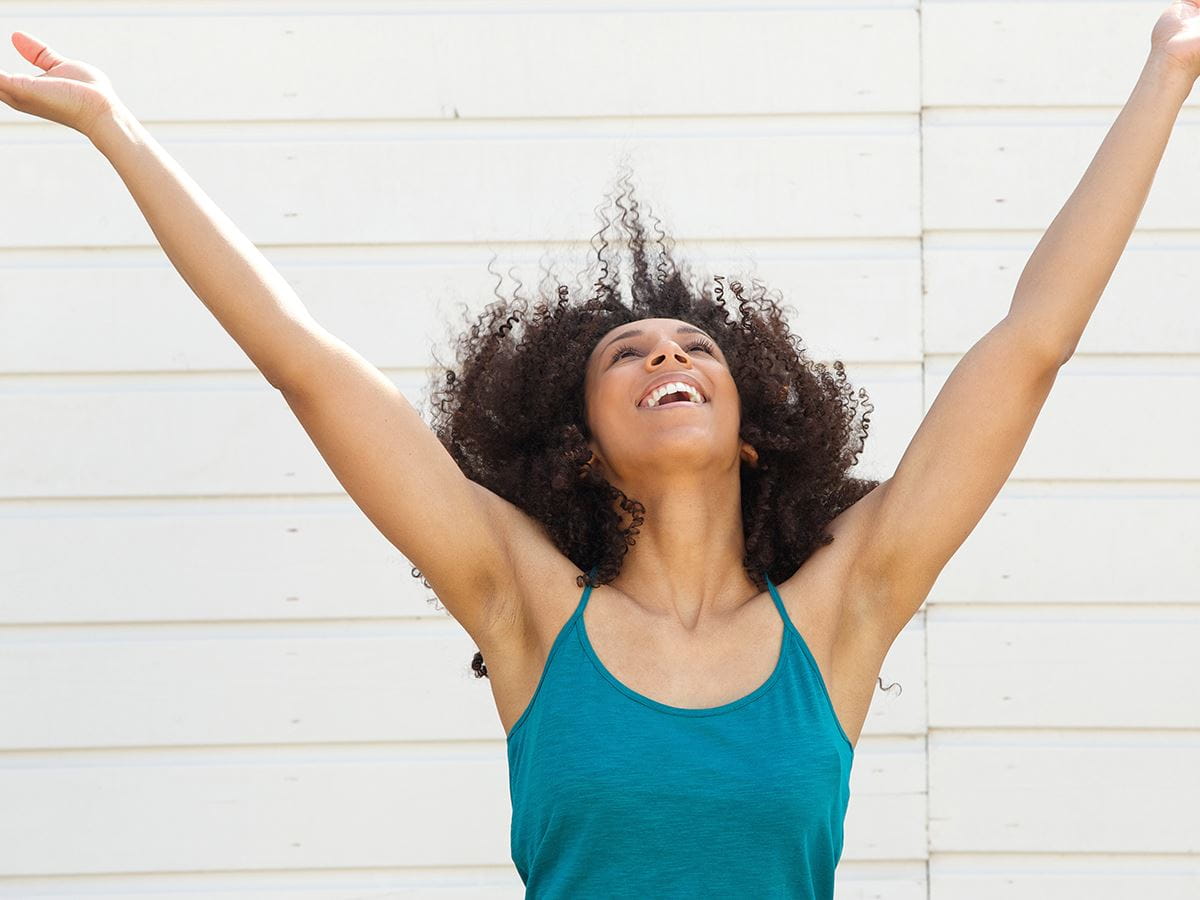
[1145,48,1199,90]
[86,101,141,154]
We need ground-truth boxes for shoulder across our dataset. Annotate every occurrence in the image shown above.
[773,481,897,662]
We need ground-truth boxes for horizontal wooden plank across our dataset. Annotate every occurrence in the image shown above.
[929,736,1200,852]
[924,2,1187,107]
[0,619,924,748]
[0,502,423,625]
[931,853,1200,900]
[925,237,1200,356]
[0,753,514,876]
[0,363,911,500]
[0,376,359,498]
[838,870,927,900]
[928,610,1200,728]
[0,623,501,749]
[0,248,922,374]
[923,115,1200,231]
[846,787,927,863]
[929,486,1200,607]
[0,130,920,249]
[0,10,917,125]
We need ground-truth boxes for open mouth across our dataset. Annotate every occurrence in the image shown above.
[638,387,707,409]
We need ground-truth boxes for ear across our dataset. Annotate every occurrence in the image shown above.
[740,441,759,468]
[579,446,605,479]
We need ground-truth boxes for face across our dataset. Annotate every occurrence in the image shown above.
[582,317,746,483]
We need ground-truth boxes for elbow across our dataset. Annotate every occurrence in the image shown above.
[1047,333,1079,368]
[999,316,1076,369]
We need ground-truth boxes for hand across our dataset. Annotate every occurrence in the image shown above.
[0,31,122,136]
[1151,1,1200,79]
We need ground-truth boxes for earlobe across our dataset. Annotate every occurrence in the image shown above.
[579,450,601,479]
[741,442,759,468]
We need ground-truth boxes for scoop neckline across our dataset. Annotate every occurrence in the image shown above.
[575,591,790,718]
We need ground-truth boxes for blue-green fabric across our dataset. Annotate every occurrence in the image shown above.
[506,568,855,898]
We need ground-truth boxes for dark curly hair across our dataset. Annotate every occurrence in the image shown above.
[412,166,893,690]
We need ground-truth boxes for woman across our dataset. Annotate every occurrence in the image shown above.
[2,6,1194,895]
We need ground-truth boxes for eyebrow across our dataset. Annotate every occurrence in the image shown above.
[601,325,711,356]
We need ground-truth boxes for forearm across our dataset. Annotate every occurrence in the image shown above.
[88,103,320,390]
[1007,50,1195,363]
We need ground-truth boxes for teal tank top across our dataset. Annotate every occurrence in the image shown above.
[506,568,855,898]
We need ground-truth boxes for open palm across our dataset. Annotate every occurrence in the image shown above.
[0,31,120,135]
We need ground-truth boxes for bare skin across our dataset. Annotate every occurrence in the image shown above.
[579,316,763,630]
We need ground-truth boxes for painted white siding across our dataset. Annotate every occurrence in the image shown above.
[0,1,1195,897]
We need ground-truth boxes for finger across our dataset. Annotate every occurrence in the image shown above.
[0,69,37,93]
[11,31,67,71]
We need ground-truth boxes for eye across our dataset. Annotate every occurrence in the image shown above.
[609,339,716,364]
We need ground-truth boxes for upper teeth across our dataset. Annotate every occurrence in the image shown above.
[641,382,705,408]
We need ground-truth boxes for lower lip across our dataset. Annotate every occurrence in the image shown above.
[639,400,706,410]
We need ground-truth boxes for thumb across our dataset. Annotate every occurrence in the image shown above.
[11,31,68,71]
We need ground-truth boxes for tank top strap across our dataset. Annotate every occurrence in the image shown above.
[765,570,855,752]
[764,571,800,638]
[572,564,599,618]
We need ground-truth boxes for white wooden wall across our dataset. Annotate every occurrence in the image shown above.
[1,2,1197,897]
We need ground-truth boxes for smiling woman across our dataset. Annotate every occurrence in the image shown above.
[416,165,883,680]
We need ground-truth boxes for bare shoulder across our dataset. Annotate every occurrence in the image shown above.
[771,479,900,746]
[758,482,902,748]
[774,480,892,617]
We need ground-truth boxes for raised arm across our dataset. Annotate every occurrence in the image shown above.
[87,102,320,390]
[846,14,1198,652]
[0,32,529,646]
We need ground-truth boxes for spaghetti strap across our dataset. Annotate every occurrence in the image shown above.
[764,571,800,637]
[765,571,855,752]
[572,566,597,618]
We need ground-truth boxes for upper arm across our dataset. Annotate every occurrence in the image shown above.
[276,326,519,646]
[854,317,1066,643]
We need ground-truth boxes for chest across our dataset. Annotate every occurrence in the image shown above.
[485,577,884,749]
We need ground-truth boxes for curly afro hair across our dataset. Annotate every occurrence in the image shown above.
[413,166,886,683]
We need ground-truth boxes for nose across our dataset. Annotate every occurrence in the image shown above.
[645,340,695,369]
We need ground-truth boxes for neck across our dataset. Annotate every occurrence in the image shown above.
[603,468,761,632]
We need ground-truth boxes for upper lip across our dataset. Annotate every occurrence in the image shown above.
[637,373,708,407]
